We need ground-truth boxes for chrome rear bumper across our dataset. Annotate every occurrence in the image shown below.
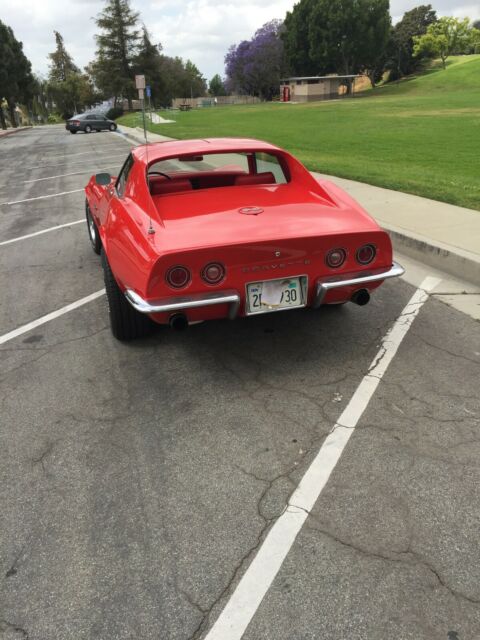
[125,261,404,319]
[124,289,241,319]
[312,261,405,308]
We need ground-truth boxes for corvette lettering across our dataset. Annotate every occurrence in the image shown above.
[242,260,311,273]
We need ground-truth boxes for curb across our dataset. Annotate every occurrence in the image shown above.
[384,223,480,286]
[0,126,32,139]
[117,125,173,145]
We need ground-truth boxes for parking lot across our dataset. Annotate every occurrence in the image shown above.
[1,125,479,640]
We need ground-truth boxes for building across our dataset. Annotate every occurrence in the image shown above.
[279,75,360,102]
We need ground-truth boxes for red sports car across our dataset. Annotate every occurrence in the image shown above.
[85,138,404,340]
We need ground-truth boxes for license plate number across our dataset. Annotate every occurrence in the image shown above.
[247,277,305,315]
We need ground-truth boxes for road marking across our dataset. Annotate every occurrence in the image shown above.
[22,154,127,172]
[0,290,106,346]
[0,189,84,207]
[0,219,84,246]
[204,276,441,640]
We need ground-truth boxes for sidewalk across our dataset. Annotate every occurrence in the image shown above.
[0,126,32,138]
[118,124,480,285]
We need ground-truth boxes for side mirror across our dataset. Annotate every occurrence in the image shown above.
[95,172,112,186]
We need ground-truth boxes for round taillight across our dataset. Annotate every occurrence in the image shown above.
[201,262,225,285]
[166,265,190,289]
[326,248,346,268]
[356,244,376,265]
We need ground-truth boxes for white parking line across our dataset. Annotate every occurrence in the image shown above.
[22,154,127,172]
[204,276,441,640]
[0,219,84,246]
[0,189,84,207]
[0,290,106,346]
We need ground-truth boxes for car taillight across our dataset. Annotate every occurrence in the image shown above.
[326,248,346,268]
[201,262,225,285]
[72,120,80,125]
[356,244,376,265]
[166,265,191,288]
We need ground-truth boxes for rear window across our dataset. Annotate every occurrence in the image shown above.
[148,151,288,185]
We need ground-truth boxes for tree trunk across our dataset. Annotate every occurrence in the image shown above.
[0,108,6,130]
[368,71,376,88]
[7,100,17,127]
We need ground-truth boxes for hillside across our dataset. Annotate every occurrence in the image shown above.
[119,56,480,210]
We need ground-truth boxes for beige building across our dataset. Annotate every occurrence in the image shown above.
[280,75,359,102]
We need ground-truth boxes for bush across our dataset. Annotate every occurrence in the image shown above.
[47,113,62,124]
[106,107,124,120]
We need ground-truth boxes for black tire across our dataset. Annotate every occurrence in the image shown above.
[85,125,92,133]
[109,123,116,131]
[102,249,155,341]
[70,130,77,134]
[85,201,101,255]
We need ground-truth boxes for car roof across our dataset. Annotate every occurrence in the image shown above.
[131,138,285,165]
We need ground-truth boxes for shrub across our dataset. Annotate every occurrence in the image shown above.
[106,107,124,120]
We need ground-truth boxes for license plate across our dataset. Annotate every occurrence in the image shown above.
[246,277,305,315]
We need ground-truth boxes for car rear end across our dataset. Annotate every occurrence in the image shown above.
[66,117,82,133]
[124,229,402,327]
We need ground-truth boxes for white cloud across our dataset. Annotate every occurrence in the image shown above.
[1,0,479,80]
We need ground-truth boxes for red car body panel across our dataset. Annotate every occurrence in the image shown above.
[85,138,402,325]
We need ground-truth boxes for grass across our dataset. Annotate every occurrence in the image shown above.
[119,56,480,210]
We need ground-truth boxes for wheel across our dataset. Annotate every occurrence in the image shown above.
[85,125,92,133]
[102,249,155,341]
[85,201,101,255]
[70,130,77,134]
[109,123,116,131]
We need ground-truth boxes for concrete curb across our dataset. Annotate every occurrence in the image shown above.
[0,126,32,139]
[117,125,173,145]
[384,224,480,287]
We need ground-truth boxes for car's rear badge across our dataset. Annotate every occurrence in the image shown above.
[239,206,263,215]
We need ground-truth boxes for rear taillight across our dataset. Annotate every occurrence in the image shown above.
[166,265,191,289]
[201,262,225,285]
[71,120,80,125]
[326,248,346,268]
[356,244,376,265]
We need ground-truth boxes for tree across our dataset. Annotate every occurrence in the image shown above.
[133,26,164,107]
[0,20,34,128]
[48,31,79,82]
[208,74,226,96]
[388,5,437,79]
[282,0,391,86]
[413,17,475,68]
[91,0,140,108]
[225,20,287,99]
[473,20,480,30]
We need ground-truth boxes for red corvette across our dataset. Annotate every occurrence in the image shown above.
[85,138,404,340]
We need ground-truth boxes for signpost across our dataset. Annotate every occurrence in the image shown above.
[135,75,147,142]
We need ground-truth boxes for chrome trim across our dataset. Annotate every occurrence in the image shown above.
[313,261,405,308]
[124,288,241,319]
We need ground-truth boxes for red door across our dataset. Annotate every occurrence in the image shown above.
[282,86,290,102]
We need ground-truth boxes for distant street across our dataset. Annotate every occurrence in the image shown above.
[1,125,479,640]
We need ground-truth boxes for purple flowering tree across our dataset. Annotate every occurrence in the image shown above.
[224,20,287,100]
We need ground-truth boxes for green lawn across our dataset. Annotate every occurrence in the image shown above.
[119,56,480,210]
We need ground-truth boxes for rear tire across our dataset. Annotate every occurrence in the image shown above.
[85,125,92,133]
[85,201,101,255]
[70,130,77,134]
[102,249,155,341]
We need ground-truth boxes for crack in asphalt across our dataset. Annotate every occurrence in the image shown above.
[304,520,480,606]
[0,619,29,639]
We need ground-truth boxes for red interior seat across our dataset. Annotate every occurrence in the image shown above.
[150,179,192,196]
[234,172,276,186]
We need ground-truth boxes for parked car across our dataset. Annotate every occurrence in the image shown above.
[84,138,404,340]
[66,113,117,134]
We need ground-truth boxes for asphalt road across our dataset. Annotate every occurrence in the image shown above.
[1,125,479,640]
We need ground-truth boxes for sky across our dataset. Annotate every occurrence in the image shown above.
[2,0,479,81]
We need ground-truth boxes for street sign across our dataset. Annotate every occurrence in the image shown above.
[135,75,146,89]
[138,88,144,100]
[146,85,151,98]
